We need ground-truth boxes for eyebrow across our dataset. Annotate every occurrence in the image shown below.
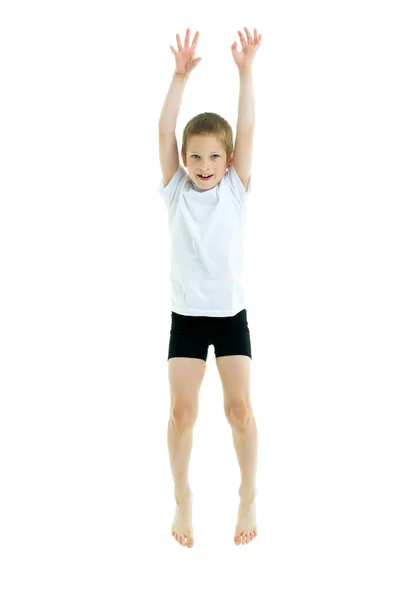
[188,151,221,154]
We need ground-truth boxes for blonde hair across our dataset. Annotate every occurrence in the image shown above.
[182,112,233,163]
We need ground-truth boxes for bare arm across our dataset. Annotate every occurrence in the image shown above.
[158,71,190,133]
[158,29,201,187]
[236,68,255,134]
[233,68,255,191]
[231,27,262,191]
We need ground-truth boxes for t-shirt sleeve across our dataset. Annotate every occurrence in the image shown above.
[158,165,187,207]
[225,164,251,201]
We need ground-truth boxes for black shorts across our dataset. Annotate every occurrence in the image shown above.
[168,309,252,362]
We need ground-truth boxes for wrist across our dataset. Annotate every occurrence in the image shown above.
[238,67,253,77]
[174,70,190,80]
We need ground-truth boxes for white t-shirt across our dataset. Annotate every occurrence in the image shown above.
[158,164,251,317]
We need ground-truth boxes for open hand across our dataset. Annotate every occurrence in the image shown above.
[231,27,262,71]
[170,28,202,75]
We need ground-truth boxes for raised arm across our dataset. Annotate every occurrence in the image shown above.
[158,72,189,187]
[158,29,202,187]
[231,27,262,192]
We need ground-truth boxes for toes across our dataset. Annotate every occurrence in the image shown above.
[172,529,194,547]
[235,530,257,544]
[248,529,257,540]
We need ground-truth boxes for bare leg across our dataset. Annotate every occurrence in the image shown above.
[232,415,258,498]
[167,416,195,548]
[229,412,258,545]
[167,356,206,548]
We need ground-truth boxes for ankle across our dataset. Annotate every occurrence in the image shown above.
[174,486,192,505]
[239,485,257,503]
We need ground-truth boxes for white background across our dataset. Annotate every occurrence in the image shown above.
[1,1,399,598]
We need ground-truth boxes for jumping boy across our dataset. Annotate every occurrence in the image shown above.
[158,27,262,548]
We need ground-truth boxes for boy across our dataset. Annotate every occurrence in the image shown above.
[158,27,262,548]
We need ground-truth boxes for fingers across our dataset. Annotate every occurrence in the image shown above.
[191,30,200,49]
[243,27,252,44]
[237,30,247,50]
[175,28,200,52]
[253,28,262,45]
[173,26,262,60]
[185,28,190,47]
[184,28,200,48]
[237,27,262,47]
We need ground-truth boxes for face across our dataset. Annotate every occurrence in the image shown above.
[182,135,234,189]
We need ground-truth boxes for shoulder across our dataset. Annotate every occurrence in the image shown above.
[223,165,251,198]
[158,165,189,206]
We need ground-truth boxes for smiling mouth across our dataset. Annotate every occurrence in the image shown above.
[198,174,213,180]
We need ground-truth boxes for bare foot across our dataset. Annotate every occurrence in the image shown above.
[234,489,258,545]
[171,489,194,548]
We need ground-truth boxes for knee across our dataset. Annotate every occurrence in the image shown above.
[170,403,198,431]
[225,400,253,429]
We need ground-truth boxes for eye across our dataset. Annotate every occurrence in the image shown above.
[190,154,220,159]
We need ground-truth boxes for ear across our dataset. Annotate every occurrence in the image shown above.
[226,151,234,168]
[181,151,187,167]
